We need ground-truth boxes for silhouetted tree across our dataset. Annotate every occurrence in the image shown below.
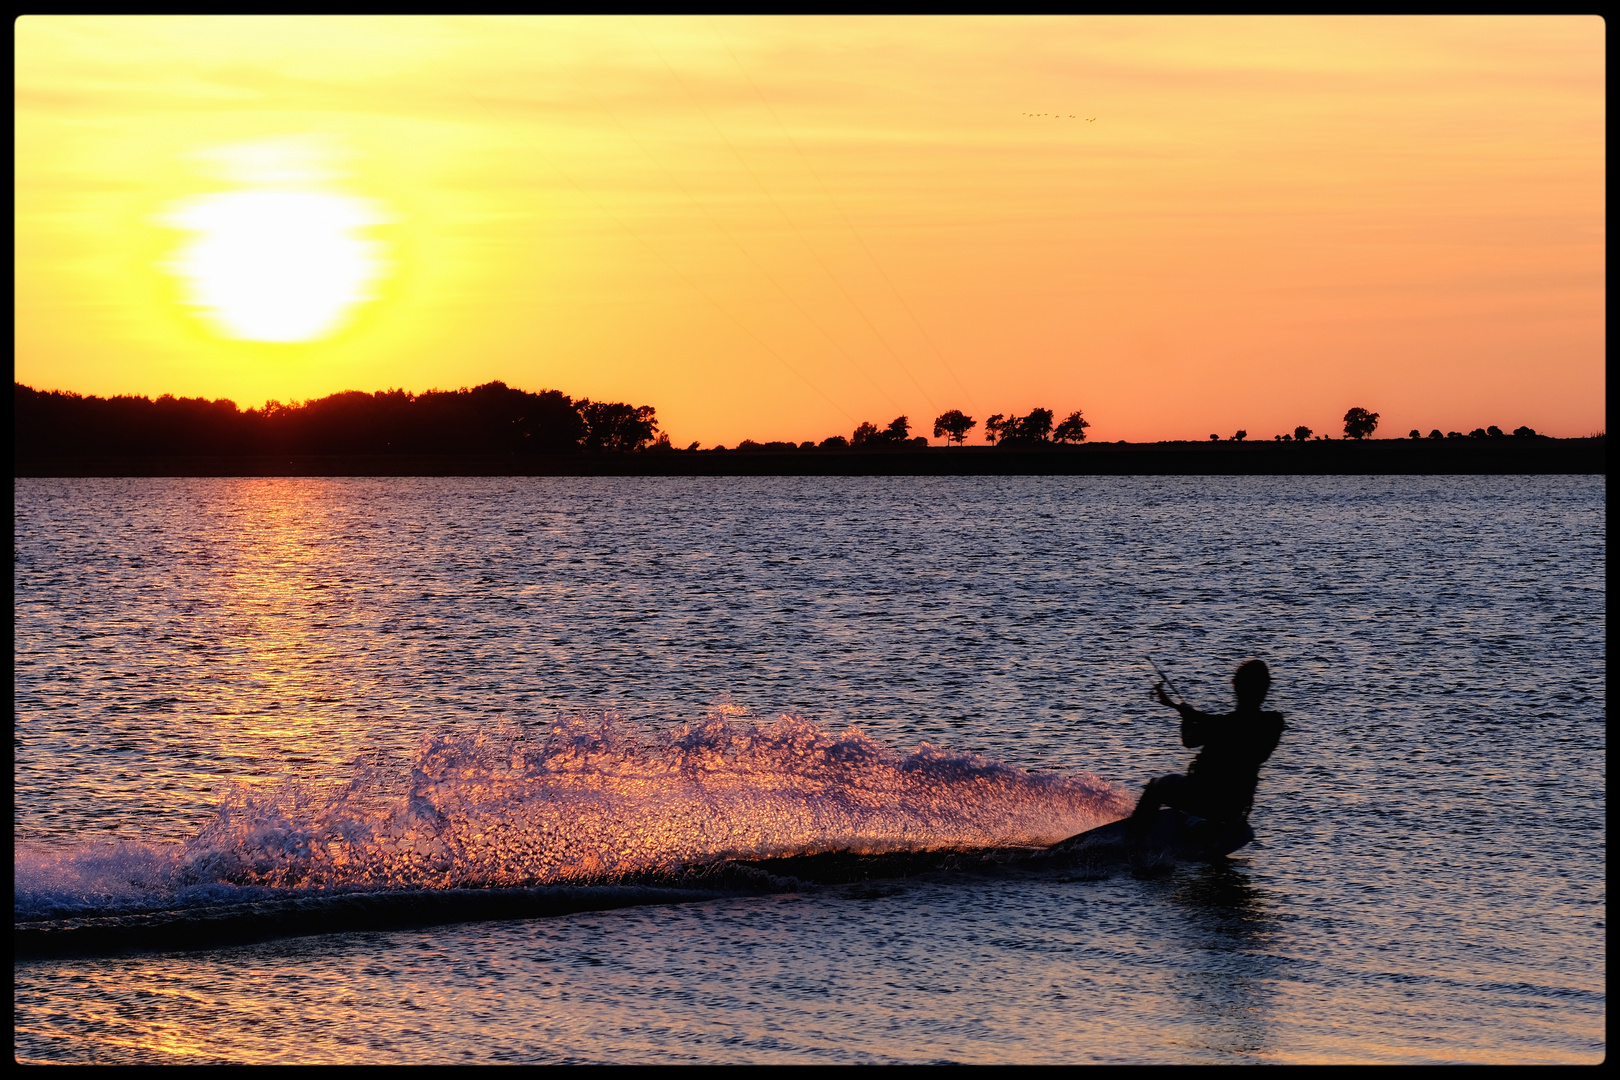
[13,385,260,457]
[1052,410,1090,444]
[259,382,593,455]
[1487,425,1504,437]
[1294,425,1313,442]
[1409,429,1422,439]
[1512,426,1538,438]
[1209,434,1219,442]
[1342,407,1380,440]
[820,435,849,449]
[988,408,1054,445]
[578,400,659,452]
[1428,430,1443,440]
[852,416,912,448]
[1017,408,1054,443]
[1230,430,1247,442]
[1469,428,1488,438]
[933,409,977,445]
[12,380,662,457]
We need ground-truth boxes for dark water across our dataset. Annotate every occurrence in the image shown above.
[13,476,1605,1063]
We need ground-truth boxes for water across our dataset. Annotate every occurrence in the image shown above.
[13,475,1605,1063]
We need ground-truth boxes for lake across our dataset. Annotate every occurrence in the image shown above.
[13,475,1605,1063]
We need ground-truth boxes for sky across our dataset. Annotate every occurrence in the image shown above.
[14,16,1606,443]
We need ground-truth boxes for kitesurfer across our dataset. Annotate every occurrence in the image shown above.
[1125,659,1285,841]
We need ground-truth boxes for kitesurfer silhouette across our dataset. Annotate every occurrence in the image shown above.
[1125,659,1285,842]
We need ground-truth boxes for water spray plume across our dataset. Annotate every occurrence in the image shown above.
[16,712,1130,920]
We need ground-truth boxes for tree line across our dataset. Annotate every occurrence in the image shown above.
[15,382,1560,458]
[725,407,1090,452]
[13,382,664,457]
[1206,408,1546,444]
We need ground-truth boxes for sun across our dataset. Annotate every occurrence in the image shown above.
[162,137,391,344]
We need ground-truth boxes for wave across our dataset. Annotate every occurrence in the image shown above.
[16,711,1131,943]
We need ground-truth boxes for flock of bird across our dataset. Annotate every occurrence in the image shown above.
[1022,113,1095,121]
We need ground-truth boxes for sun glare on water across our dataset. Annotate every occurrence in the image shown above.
[163,138,391,344]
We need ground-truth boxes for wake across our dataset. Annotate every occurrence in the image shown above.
[16,711,1131,929]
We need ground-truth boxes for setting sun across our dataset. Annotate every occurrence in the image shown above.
[160,138,391,344]
[165,188,389,343]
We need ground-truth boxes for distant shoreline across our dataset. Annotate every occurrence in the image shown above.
[13,438,1604,477]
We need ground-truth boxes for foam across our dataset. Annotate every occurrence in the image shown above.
[16,712,1131,921]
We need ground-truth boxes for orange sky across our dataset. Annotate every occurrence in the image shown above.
[14,16,1605,443]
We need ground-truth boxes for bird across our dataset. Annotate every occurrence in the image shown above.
[1087,117,1096,122]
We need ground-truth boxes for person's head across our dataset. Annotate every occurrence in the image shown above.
[1233,659,1270,708]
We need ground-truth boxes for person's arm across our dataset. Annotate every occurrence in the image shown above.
[1176,702,1211,748]
[1154,682,1210,747]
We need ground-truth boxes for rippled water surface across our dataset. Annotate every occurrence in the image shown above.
[13,476,1605,1063]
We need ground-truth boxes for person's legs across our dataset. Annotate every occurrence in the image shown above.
[1127,774,1240,840]
[1126,773,1186,838]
